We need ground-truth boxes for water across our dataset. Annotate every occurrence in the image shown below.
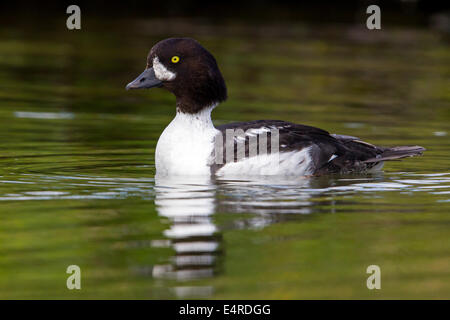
[0,16,449,299]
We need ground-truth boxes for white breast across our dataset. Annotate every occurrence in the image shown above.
[155,107,219,176]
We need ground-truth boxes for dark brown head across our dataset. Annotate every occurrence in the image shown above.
[126,38,227,114]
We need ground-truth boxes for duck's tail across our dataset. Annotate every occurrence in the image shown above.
[363,145,426,163]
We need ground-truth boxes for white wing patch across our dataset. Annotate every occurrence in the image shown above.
[247,127,271,136]
[230,127,272,143]
[328,154,338,162]
[153,56,176,81]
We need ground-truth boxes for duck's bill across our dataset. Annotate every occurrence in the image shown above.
[126,68,162,90]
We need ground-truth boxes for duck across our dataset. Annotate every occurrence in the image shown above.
[126,37,425,176]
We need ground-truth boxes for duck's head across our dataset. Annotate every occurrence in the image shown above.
[126,38,227,114]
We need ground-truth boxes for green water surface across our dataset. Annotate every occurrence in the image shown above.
[0,16,449,299]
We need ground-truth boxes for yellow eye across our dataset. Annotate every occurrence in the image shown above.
[171,56,180,63]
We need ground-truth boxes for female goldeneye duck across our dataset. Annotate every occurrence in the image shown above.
[126,37,425,176]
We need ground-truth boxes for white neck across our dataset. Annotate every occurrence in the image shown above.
[155,104,219,176]
[174,105,216,130]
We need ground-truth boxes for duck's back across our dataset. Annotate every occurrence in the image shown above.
[213,120,424,176]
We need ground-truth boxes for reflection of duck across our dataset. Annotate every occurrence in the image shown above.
[126,37,425,176]
[150,175,319,290]
[152,176,222,283]
[150,173,389,297]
